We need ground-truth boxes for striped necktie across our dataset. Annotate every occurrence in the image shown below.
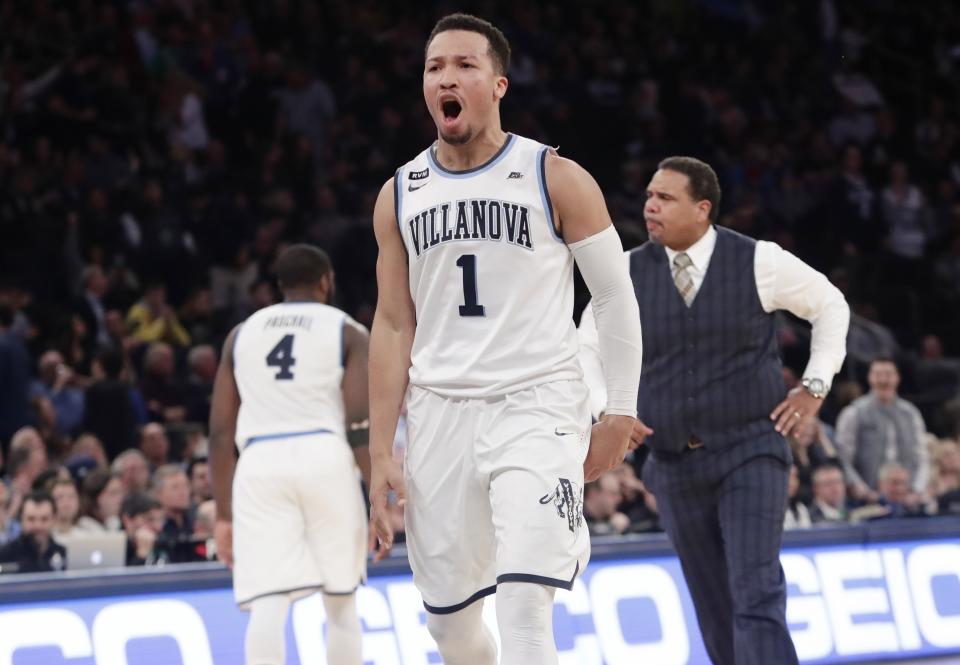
[673,252,696,306]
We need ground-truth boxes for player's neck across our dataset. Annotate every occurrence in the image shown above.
[434,126,509,172]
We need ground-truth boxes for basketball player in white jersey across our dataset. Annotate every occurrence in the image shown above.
[368,14,644,665]
[210,245,369,665]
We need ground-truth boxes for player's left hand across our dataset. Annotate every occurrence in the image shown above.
[770,387,824,437]
[368,457,405,562]
[214,519,233,570]
[585,414,637,482]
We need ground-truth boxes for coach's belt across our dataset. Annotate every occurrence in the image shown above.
[687,435,704,450]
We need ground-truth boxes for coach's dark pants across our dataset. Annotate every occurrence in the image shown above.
[642,433,799,665]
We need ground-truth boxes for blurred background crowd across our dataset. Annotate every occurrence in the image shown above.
[2,0,960,570]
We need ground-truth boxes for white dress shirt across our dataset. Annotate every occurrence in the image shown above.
[578,226,850,417]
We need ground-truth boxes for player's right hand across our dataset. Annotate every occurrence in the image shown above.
[214,519,234,570]
[585,414,641,482]
[368,458,406,562]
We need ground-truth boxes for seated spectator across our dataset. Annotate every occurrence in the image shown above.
[68,433,109,470]
[152,464,193,541]
[139,423,171,469]
[583,472,629,536]
[785,465,812,530]
[112,449,151,494]
[0,491,66,573]
[75,470,124,532]
[0,482,20,547]
[140,343,188,423]
[875,462,930,518]
[4,427,49,516]
[612,462,660,533]
[193,499,217,561]
[928,438,960,498]
[809,462,852,524]
[788,417,839,505]
[29,350,85,436]
[84,347,144,460]
[51,478,82,540]
[187,456,212,506]
[120,492,164,566]
[126,282,190,347]
[184,344,216,424]
[835,357,928,499]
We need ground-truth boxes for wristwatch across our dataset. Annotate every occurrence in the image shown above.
[802,377,828,399]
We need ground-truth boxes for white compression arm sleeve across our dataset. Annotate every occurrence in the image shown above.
[569,225,642,417]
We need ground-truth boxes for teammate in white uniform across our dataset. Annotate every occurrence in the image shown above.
[210,245,369,665]
[369,14,644,665]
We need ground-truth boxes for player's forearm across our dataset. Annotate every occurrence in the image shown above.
[571,227,643,417]
[209,430,236,521]
[368,317,413,464]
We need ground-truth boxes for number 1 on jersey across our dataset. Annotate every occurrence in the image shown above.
[456,254,485,317]
[266,334,296,379]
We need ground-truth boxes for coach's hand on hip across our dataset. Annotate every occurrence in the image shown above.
[770,386,824,436]
[585,415,640,482]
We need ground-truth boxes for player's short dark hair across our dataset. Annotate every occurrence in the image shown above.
[121,491,161,518]
[658,156,722,223]
[274,244,332,291]
[426,13,511,76]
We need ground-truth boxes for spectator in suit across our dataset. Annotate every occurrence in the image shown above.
[140,343,188,423]
[83,347,143,460]
[876,462,929,518]
[0,492,66,573]
[0,304,32,446]
[152,464,193,541]
[835,357,928,498]
[139,423,170,469]
[808,462,851,524]
[74,265,110,349]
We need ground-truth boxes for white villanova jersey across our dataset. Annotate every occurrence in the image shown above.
[233,302,348,450]
[396,133,582,397]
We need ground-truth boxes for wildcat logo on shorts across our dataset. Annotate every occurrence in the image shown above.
[539,478,583,536]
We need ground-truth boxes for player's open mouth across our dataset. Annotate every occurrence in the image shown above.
[441,99,462,123]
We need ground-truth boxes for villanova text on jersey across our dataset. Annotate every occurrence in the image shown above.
[407,198,533,258]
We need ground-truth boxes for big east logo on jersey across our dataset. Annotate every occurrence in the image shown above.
[407,199,533,258]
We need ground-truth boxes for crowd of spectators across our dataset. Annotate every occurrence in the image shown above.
[3,0,960,568]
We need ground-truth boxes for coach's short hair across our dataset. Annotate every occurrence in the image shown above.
[274,244,332,291]
[658,156,722,223]
[426,13,511,76]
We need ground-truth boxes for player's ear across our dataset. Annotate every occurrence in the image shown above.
[494,75,508,102]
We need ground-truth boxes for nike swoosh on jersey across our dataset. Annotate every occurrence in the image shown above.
[408,181,428,192]
[554,427,576,436]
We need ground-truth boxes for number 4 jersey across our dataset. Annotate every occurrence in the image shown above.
[396,133,582,397]
[232,302,350,451]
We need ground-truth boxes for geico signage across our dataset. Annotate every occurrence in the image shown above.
[0,541,958,665]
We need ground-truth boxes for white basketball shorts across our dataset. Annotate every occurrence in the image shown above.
[232,432,367,609]
[404,380,592,614]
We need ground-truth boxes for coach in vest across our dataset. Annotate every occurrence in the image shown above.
[579,156,850,665]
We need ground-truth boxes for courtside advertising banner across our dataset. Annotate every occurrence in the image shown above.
[1,538,958,664]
